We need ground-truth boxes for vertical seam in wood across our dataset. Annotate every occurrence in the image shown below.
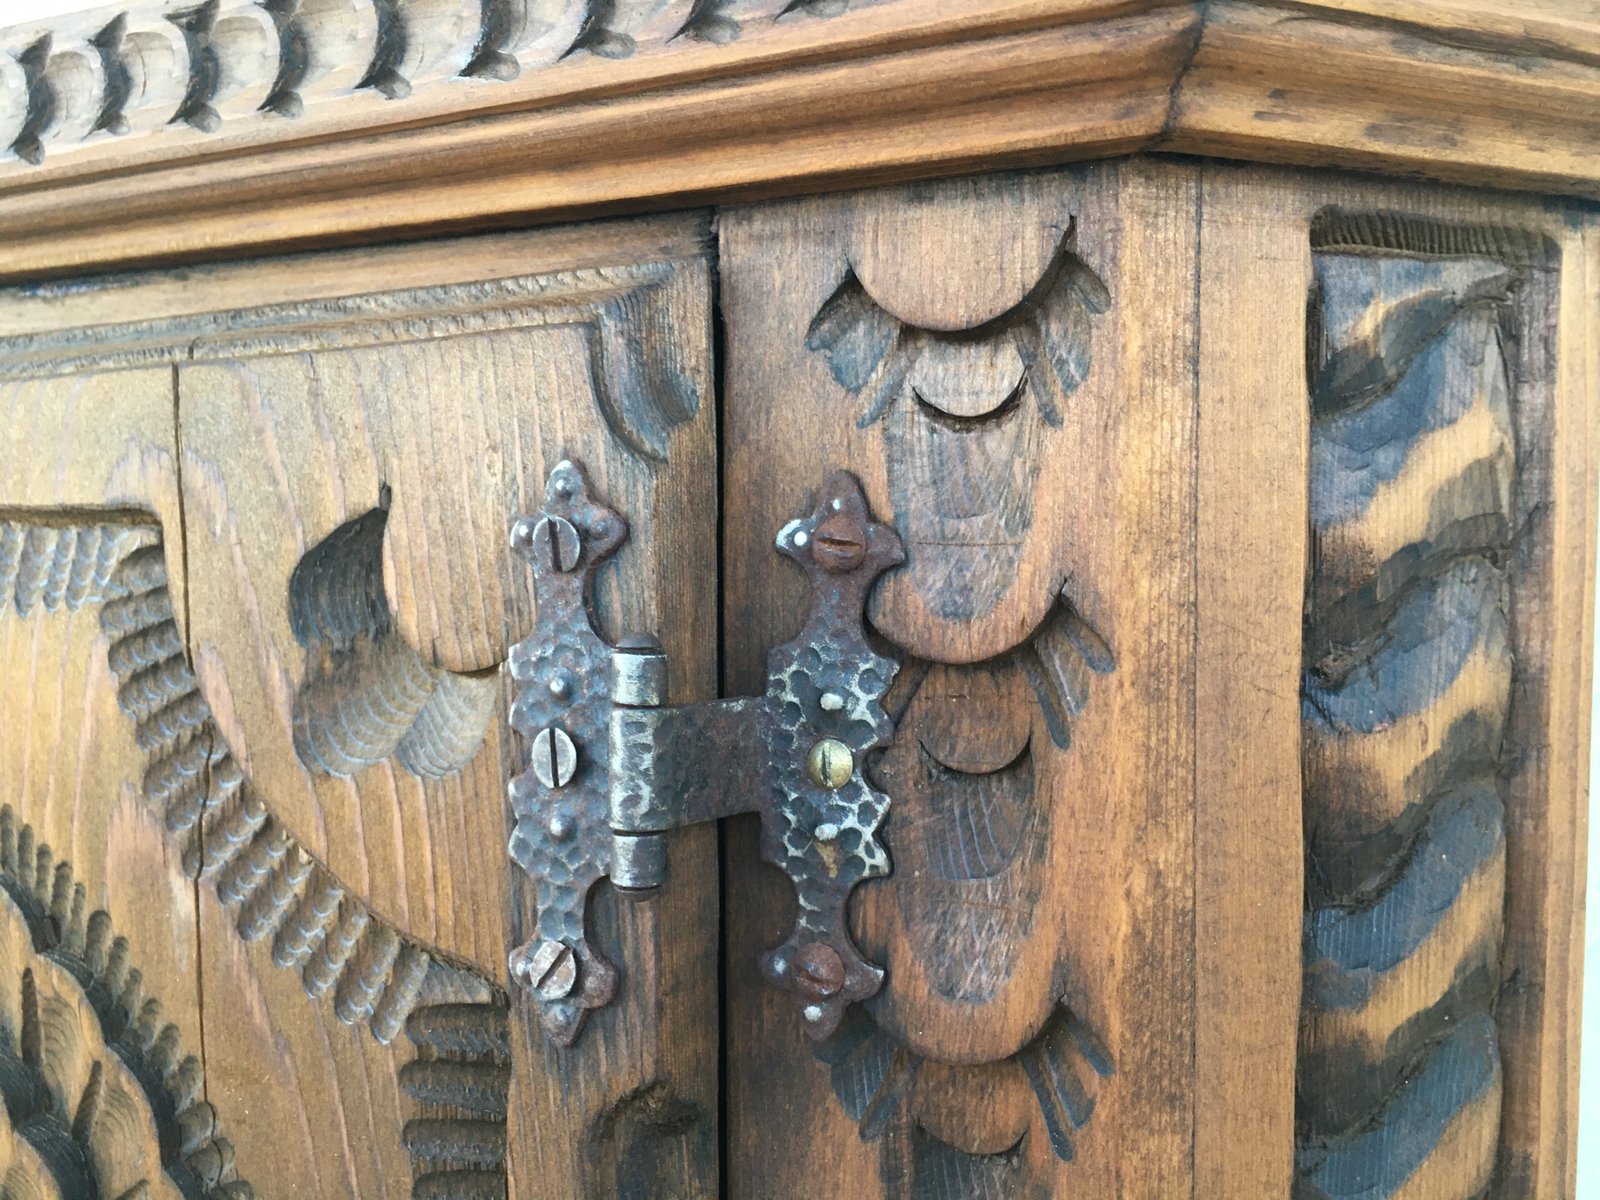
[711,212,731,1200]
[170,355,210,1112]
[1188,159,1206,1199]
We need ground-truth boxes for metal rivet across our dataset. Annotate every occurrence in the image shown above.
[532,727,578,789]
[803,1004,824,1023]
[819,691,844,712]
[814,823,839,842]
[806,738,854,790]
[793,530,809,547]
[548,814,574,841]
[548,671,573,700]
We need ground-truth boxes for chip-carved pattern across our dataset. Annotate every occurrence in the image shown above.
[1293,216,1545,1200]
[0,805,254,1198]
[0,0,865,168]
[49,524,514,1200]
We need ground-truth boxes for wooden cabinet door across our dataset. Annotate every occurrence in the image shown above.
[0,216,721,1198]
[0,159,1593,1200]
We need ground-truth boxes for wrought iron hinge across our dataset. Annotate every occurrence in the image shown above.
[506,460,903,1046]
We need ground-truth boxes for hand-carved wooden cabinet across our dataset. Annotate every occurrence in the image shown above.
[0,2,1595,1198]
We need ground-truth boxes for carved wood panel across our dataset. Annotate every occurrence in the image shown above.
[1293,206,1590,1199]
[0,158,1592,1199]
[720,161,1203,1198]
[0,215,720,1198]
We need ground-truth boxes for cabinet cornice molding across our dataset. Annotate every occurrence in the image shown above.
[0,0,1595,279]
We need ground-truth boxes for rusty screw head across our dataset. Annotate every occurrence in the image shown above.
[512,939,578,1001]
[530,515,581,573]
[793,942,845,998]
[810,514,867,573]
[532,727,578,789]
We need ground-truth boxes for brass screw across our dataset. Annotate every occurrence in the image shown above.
[806,738,854,790]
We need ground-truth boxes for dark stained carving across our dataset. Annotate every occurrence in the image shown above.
[816,998,1113,1186]
[0,519,151,617]
[872,593,1111,1006]
[799,592,1115,1183]
[1295,215,1543,1199]
[587,278,704,464]
[0,0,864,169]
[401,1002,512,1198]
[289,487,497,779]
[0,805,254,1199]
[785,195,1123,1169]
[806,223,1109,622]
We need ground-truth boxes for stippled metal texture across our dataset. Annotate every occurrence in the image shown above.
[505,459,625,1046]
[507,461,903,1045]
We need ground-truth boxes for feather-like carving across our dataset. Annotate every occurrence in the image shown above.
[814,1000,1111,1178]
[69,528,512,1196]
[1297,224,1524,1199]
[590,280,703,463]
[289,489,495,779]
[806,222,1108,430]
[0,806,254,1199]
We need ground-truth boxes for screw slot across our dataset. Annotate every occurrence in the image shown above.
[532,727,578,789]
[806,738,854,790]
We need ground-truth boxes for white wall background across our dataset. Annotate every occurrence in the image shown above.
[3,0,1599,1185]
[7,0,93,20]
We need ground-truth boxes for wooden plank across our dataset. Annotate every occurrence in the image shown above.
[1191,162,1307,1199]
[1496,193,1598,1200]
[1170,1,1600,201]
[1186,169,1593,1200]
[0,7,1192,282]
[0,369,258,1195]
[719,159,1199,1197]
[3,2,1600,280]
[168,221,720,1198]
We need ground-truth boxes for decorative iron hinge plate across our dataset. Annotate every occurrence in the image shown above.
[506,460,903,1046]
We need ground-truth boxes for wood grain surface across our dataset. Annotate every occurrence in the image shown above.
[2,1,1599,279]
[0,215,722,1198]
[1192,163,1309,1199]
[720,159,1203,1199]
[0,158,1592,1199]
